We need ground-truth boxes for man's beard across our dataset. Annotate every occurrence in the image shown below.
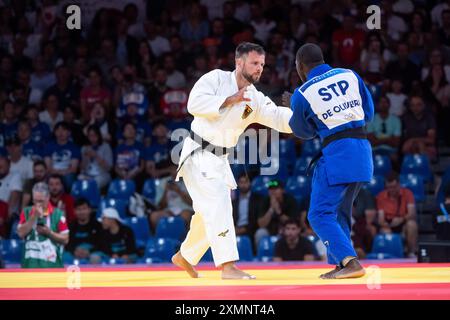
[242,70,260,84]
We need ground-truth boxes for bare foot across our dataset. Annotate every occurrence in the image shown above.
[171,251,199,278]
[322,259,365,279]
[222,265,256,280]
[319,265,341,279]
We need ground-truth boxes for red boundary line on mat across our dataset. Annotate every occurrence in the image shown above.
[1,283,450,300]
[2,262,450,272]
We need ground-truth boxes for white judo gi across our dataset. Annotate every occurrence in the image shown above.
[176,69,293,266]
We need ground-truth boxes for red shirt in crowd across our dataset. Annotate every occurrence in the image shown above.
[50,194,76,225]
[332,28,365,67]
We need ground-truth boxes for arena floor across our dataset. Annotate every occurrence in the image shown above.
[1,260,449,300]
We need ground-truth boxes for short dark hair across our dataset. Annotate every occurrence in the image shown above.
[74,197,91,208]
[86,124,103,145]
[235,42,265,59]
[386,171,399,184]
[48,174,64,185]
[54,121,71,132]
[33,160,47,169]
[283,218,300,228]
[296,43,324,68]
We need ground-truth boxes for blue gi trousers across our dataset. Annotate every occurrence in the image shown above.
[307,157,363,265]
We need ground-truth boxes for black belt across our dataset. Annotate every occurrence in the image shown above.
[305,127,368,176]
[176,131,231,173]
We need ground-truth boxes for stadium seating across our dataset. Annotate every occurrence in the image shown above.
[155,216,186,240]
[142,178,157,203]
[107,179,136,201]
[260,158,289,181]
[400,174,425,202]
[124,217,151,248]
[0,239,23,264]
[144,237,180,263]
[373,154,392,177]
[256,235,279,262]
[278,138,296,160]
[367,233,404,259]
[363,174,385,196]
[293,156,313,176]
[401,154,433,183]
[437,166,450,204]
[300,138,321,157]
[98,198,128,219]
[71,179,101,207]
[286,175,311,204]
[236,235,254,261]
[251,175,273,196]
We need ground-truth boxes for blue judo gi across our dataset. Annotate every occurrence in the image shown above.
[289,64,374,265]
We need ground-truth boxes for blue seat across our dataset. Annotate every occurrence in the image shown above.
[257,236,279,262]
[1,239,23,264]
[144,238,180,263]
[71,179,101,208]
[98,198,128,219]
[236,236,254,261]
[142,179,157,203]
[251,175,273,196]
[155,216,186,240]
[301,138,321,157]
[401,154,433,183]
[286,175,311,204]
[259,158,288,180]
[369,233,404,258]
[363,175,385,196]
[278,138,296,160]
[373,154,392,177]
[293,156,313,176]
[107,179,136,201]
[400,174,425,202]
[124,217,150,247]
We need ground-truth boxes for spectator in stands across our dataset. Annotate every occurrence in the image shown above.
[26,105,51,146]
[149,172,193,231]
[66,198,103,263]
[0,154,22,222]
[144,120,176,179]
[117,102,152,146]
[232,173,263,244]
[385,43,421,93]
[401,95,437,161]
[273,219,315,262]
[332,13,365,68]
[44,64,79,110]
[39,93,63,131]
[249,2,276,45]
[17,120,44,161]
[17,182,69,268]
[80,66,112,123]
[114,122,144,182]
[360,31,391,84]
[82,102,111,143]
[386,79,407,117]
[255,179,299,246]
[435,186,450,240]
[163,53,187,89]
[5,135,33,185]
[376,171,418,257]
[63,105,87,147]
[2,100,19,141]
[48,174,75,225]
[367,96,402,158]
[44,122,81,190]
[22,160,48,208]
[91,207,137,264]
[30,55,56,93]
[0,200,8,239]
[179,2,210,47]
[79,125,113,190]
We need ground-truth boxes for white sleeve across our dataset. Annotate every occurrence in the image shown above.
[187,70,229,118]
[253,91,293,133]
[9,173,23,192]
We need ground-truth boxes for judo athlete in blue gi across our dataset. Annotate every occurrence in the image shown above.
[288,43,374,279]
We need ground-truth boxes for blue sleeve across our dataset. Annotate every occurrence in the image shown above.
[353,71,374,123]
[72,144,81,160]
[288,90,317,140]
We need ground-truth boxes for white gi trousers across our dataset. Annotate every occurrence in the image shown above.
[178,150,239,267]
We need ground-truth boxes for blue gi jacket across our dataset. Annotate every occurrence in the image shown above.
[289,64,374,185]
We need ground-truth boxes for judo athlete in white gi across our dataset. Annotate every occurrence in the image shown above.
[172,42,293,280]
[288,44,374,279]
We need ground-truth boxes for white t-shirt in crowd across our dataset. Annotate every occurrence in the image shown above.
[0,172,22,202]
[9,156,34,185]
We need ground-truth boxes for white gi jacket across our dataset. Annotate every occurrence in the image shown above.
[176,69,293,189]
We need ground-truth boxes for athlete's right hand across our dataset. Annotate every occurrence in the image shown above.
[222,86,251,108]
